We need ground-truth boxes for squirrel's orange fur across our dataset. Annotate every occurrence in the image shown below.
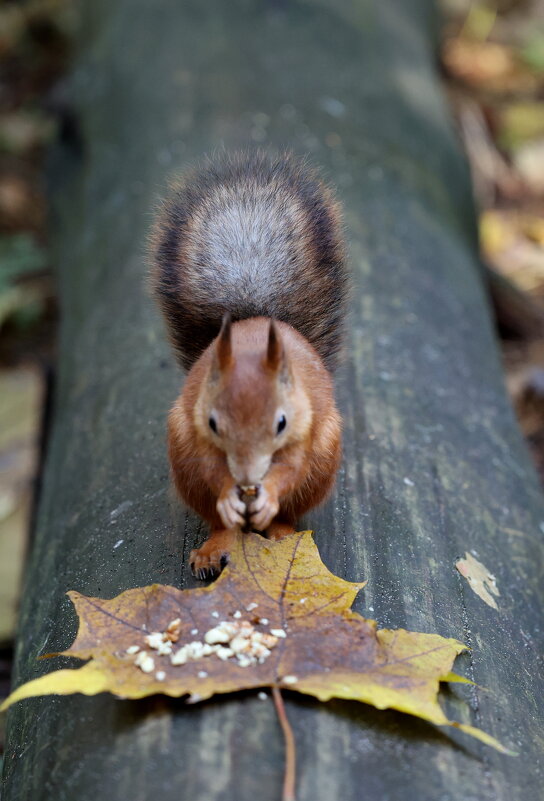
[151,152,347,578]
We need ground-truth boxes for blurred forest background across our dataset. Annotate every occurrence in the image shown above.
[0,0,543,770]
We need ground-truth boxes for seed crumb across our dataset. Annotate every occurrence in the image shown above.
[270,628,286,638]
[166,617,280,669]
[204,626,231,645]
[233,610,242,619]
[211,611,219,618]
[171,647,188,665]
[187,641,205,658]
[134,651,155,674]
[145,632,165,649]
[156,671,166,681]
[282,675,298,684]
[198,670,208,678]
[126,645,140,655]
[260,618,269,625]
[230,635,250,654]
[191,628,198,635]
[258,691,267,700]
[165,618,182,642]
[246,602,258,611]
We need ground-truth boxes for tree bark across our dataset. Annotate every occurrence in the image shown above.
[3,1,543,799]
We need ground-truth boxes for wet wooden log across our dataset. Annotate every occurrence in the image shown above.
[3,1,543,799]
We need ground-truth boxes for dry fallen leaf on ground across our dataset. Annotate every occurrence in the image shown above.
[442,36,539,94]
[1,531,508,754]
[456,551,500,610]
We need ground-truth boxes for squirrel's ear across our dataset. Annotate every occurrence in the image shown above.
[213,312,233,374]
[266,320,290,382]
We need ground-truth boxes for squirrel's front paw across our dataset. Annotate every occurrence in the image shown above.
[249,486,279,531]
[217,486,246,529]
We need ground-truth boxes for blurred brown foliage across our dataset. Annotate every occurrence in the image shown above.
[0,1,75,717]
[441,0,544,480]
[0,0,75,353]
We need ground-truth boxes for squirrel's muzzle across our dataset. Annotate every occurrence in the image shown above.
[227,454,271,485]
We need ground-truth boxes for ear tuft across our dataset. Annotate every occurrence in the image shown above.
[266,319,290,383]
[266,319,282,371]
[215,312,233,372]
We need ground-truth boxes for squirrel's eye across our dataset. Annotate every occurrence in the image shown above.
[276,415,287,435]
[208,416,218,434]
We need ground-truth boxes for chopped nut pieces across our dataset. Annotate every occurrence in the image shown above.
[134,651,155,673]
[230,635,250,654]
[165,618,182,642]
[131,613,283,673]
[204,623,236,644]
[216,646,234,660]
[170,648,188,666]
[240,485,258,496]
[144,631,173,655]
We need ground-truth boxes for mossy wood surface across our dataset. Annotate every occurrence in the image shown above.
[3,1,543,799]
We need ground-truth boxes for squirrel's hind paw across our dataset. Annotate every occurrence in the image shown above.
[266,522,296,541]
[189,528,236,581]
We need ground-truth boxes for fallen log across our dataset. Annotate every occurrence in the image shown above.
[3,1,543,799]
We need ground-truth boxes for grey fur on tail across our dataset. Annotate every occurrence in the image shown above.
[150,151,348,371]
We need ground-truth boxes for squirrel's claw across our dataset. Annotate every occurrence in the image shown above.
[190,563,218,581]
[189,529,234,581]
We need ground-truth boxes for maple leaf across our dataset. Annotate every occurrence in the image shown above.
[1,531,508,757]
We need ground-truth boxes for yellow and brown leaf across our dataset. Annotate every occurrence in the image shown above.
[0,531,509,752]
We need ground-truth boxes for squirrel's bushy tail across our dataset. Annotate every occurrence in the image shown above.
[149,151,348,371]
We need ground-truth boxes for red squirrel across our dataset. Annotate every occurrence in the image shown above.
[150,151,348,579]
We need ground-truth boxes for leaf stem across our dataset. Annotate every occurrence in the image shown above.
[272,686,297,801]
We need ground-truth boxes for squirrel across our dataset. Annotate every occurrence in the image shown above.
[150,151,348,579]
